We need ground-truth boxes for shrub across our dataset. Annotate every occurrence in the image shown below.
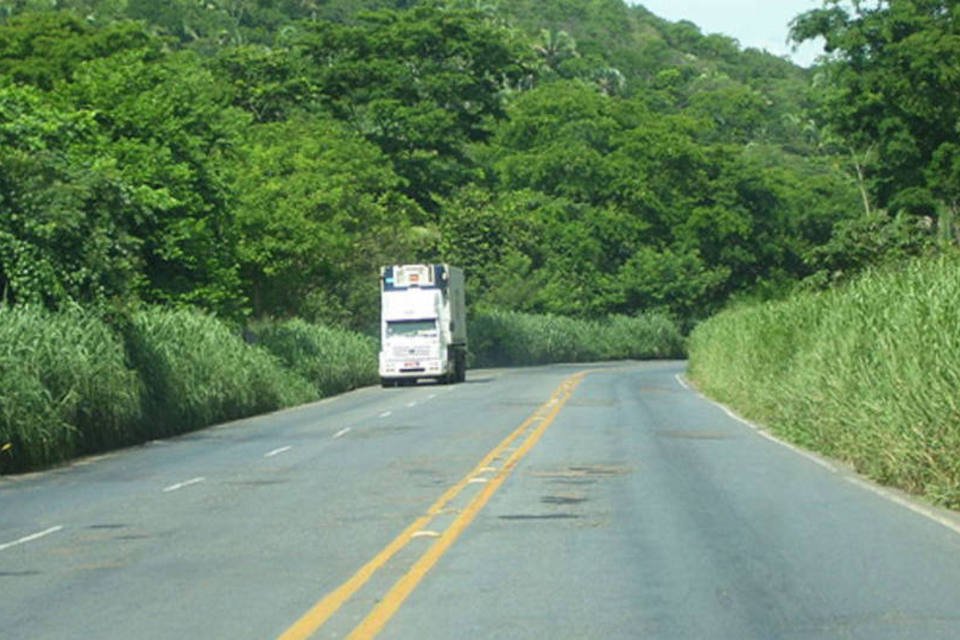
[688,253,960,508]
[470,308,684,367]
[121,307,315,437]
[0,306,141,472]
[249,318,378,396]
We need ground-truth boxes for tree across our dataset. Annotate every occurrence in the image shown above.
[212,44,317,123]
[231,115,426,326]
[288,5,532,211]
[0,83,142,306]
[533,28,579,72]
[0,12,158,90]
[63,48,251,315]
[791,0,960,240]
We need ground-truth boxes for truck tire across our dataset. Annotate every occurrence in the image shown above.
[455,350,467,383]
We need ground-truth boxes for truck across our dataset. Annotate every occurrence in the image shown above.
[378,264,467,387]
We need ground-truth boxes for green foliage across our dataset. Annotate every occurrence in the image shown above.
[610,246,728,323]
[689,252,960,509]
[231,114,422,326]
[249,318,378,396]
[445,81,854,321]
[469,308,684,367]
[0,1,863,327]
[212,44,317,123]
[791,0,960,234]
[285,4,532,209]
[63,49,251,315]
[0,305,141,473]
[803,209,936,286]
[120,307,316,437]
[0,82,144,306]
[3,0,908,475]
[0,12,157,90]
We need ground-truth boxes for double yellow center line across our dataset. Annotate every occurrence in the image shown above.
[278,371,586,640]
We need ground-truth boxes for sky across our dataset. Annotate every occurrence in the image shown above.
[632,1,825,67]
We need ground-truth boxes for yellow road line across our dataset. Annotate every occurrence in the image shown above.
[277,372,585,640]
[346,373,585,639]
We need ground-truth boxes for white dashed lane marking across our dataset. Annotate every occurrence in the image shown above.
[162,477,205,493]
[0,526,64,552]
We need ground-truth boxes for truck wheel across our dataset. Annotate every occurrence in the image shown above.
[380,378,395,388]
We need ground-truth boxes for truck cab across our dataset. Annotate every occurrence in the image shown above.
[379,264,467,387]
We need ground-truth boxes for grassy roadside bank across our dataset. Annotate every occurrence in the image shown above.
[687,253,960,509]
[0,306,683,474]
[470,309,684,367]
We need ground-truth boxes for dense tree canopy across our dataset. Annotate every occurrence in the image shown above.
[791,0,960,242]
[0,0,948,330]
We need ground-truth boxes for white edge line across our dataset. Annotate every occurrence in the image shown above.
[162,477,206,493]
[264,446,293,458]
[716,404,837,473]
[674,373,691,391]
[379,411,392,418]
[333,428,351,440]
[0,525,64,552]
[677,372,960,538]
[842,475,960,536]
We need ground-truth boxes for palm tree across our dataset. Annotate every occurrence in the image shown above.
[594,66,625,97]
[533,28,579,71]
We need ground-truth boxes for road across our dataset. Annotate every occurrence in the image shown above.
[2,361,960,639]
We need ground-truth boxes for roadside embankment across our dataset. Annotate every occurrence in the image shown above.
[0,307,363,474]
[687,253,960,509]
[470,309,684,367]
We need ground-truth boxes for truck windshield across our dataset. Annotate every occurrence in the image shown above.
[386,319,437,338]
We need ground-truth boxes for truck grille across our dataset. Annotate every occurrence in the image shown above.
[392,346,434,358]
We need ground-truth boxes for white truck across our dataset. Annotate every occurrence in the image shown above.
[379,264,467,387]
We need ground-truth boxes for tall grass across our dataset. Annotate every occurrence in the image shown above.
[470,309,684,367]
[0,306,141,472]
[122,308,316,437]
[688,254,960,509]
[249,318,378,396]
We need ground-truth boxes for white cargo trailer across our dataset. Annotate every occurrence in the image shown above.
[378,264,467,387]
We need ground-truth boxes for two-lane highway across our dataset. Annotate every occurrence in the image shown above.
[3,362,960,639]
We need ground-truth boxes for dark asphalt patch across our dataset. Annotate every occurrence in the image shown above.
[541,495,588,505]
[497,514,581,521]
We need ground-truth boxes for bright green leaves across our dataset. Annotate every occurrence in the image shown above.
[0,1,895,329]
[62,49,250,313]
[0,83,143,306]
[0,15,250,315]
[213,44,316,123]
[0,12,157,90]
[612,247,728,322]
[450,76,853,321]
[791,0,960,225]
[231,115,422,326]
[287,5,530,210]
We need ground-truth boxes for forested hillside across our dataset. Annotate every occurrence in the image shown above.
[0,0,950,332]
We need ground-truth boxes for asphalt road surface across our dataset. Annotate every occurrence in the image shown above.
[3,361,960,639]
